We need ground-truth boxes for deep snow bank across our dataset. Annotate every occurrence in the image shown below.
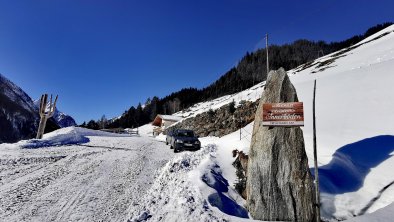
[127,142,253,222]
[12,127,130,148]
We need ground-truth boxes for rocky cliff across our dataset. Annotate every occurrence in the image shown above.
[167,100,258,137]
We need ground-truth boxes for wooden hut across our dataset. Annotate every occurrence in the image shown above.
[152,114,182,135]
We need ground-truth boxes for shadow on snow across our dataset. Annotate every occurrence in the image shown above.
[311,135,394,219]
[202,164,249,218]
[311,135,394,195]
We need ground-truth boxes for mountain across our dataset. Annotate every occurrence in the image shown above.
[53,110,77,128]
[104,22,393,130]
[0,74,60,143]
[33,100,77,128]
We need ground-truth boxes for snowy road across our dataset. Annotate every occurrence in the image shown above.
[0,135,174,221]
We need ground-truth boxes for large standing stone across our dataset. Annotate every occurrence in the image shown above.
[246,68,315,221]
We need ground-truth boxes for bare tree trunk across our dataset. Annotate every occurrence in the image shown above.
[36,116,47,139]
[36,94,58,139]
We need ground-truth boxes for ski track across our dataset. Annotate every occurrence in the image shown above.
[0,136,174,222]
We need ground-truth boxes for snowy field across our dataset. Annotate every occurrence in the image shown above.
[0,127,175,221]
[130,25,394,222]
[162,25,394,221]
[1,25,394,222]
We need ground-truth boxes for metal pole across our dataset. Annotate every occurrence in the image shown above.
[240,116,242,141]
[313,79,321,222]
[266,33,269,75]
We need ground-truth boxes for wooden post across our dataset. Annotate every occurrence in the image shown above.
[266,33,269,75]
[313,79,321,222]
[36,94,58,139]
[240,114,242,140]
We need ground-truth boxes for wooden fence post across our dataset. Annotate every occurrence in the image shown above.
[36,94,58,139]
[313,79,321,222]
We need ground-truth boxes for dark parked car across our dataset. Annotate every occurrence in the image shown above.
[166,130,174,146]
[167,129,201,153]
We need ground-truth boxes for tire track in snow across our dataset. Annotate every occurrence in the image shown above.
[0,136,174,222]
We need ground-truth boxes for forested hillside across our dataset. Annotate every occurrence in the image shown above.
[82,23,392,129]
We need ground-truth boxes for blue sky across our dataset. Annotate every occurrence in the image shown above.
[0,0,393,123]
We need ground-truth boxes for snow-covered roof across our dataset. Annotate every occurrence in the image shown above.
[158,115,183,122]
[152,114,183,126]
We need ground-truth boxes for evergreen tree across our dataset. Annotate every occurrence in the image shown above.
[85,23,392,130]
[86,120,99,130]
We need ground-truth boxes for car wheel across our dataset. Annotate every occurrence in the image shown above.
[174,147,179,153]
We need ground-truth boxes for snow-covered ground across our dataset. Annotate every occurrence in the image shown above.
[1,25,394,222]
[174,82,264,120]
[0,127,175,221]
[139,24,394,221]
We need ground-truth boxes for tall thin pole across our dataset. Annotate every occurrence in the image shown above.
[239,114,242,140]
[313,79,321,222]
[266,33,269,75]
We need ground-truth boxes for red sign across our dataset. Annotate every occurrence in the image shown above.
[262,102,304,127]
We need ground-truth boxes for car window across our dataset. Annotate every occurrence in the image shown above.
[177,131,194,137]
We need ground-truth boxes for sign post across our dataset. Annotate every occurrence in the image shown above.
[313,80,321,222]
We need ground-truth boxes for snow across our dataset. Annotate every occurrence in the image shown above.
[346,202,394,222]
[155,133,166,142]
[201,123,253,188]
[173,81,265,120]
[158,114,183,122]
[8,127,129,149]
[284,25,394,220]
[162,24,394,221]
[1,25,394,222]
[0,127,175,221]
[127,142,254,222]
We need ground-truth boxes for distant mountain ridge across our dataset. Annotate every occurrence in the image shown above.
[54,111,77,128]
[102,22,393,129]
[0,74,75,143]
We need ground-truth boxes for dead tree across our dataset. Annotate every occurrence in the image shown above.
[36,94,58,139]
[232,149,249,199]
[232,149,249,174]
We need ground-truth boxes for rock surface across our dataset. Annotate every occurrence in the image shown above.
[246,68,315,221]
[167,100,258,138]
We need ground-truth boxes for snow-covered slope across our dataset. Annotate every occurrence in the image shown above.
[140,25,394,221]
[291,25,394,221]
[0,74,39,143]
[53,111,77,128]
[0,74,61,143]
[174,82,264,119]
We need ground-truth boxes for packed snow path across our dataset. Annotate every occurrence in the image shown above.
[0,135,174,221]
